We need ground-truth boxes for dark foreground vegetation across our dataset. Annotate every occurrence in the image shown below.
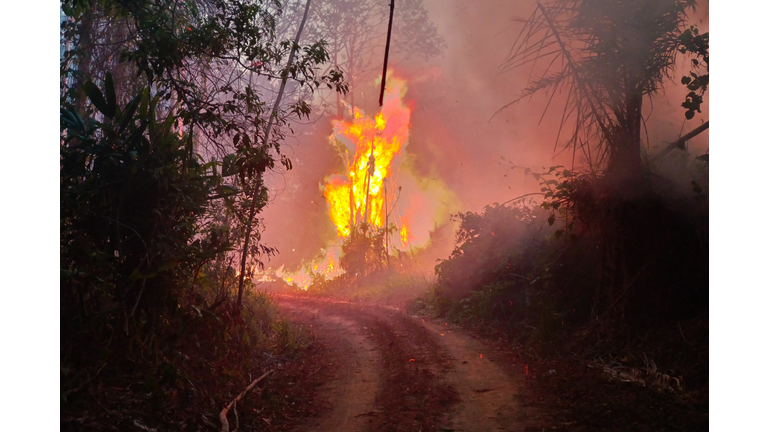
[60,0,349,429]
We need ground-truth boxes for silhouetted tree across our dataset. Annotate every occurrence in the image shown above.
[500,0,709,337]
[502,0,703,180]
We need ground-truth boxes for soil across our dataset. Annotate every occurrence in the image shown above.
[278,302,382,432]
[275,295,542,432]
[66,293,706,431]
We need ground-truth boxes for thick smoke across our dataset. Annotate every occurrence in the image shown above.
[259,0,709,273]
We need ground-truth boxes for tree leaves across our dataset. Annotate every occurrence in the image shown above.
[678,25,709,120]
[82,73,118,118]
[548,214,556,226]
[103,73,117,118]
[83,81,109,117]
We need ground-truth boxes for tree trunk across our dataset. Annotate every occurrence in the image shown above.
[608,87,644,183]
[236,0,313,308]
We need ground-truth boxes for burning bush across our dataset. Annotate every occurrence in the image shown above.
[340,224,391,278]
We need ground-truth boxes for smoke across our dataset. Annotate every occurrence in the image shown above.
[258,0,709,273]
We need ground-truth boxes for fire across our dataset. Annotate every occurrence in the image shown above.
[324,77,411,236]
[274,74,460,290]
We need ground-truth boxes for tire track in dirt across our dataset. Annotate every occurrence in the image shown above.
[421,319,524,431]
[276,295,531,431]
[278,300,381,432]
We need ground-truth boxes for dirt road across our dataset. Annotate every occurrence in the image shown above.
[276,295,538,432]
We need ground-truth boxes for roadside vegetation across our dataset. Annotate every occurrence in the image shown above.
[413,0,710,429]
[60,0,347,429]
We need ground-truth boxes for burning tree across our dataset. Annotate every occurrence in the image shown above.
[340,224,389,278]
[277,74,459,288]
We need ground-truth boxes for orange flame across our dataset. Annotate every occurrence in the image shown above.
[275,74,459,290]
[324,77,410,237]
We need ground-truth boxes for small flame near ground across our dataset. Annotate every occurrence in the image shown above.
[265,74,458,289]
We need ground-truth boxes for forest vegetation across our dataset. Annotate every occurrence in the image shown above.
[60,0,710,430]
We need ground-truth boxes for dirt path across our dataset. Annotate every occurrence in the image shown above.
[276,295,531,432]
[278,301,381,432]
[421,320,523,431]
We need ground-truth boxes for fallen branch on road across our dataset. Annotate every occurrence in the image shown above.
[219,370,273,432]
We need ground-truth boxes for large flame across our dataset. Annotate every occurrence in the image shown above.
[272,75,459,289]
[325,77,411,236]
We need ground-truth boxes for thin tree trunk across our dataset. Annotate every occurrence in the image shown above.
[610,88,644,179]
[236,0,313,308]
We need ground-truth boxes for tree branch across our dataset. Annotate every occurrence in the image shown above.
[650,121,709,161]
[219,370,273,432]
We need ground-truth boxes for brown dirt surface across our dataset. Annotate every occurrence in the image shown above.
[275,295,543,432]
[440,323,710,432]
[278,300,382,432]
[420,319,537,431]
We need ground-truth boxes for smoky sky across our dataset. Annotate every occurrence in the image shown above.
[259,0,709,271]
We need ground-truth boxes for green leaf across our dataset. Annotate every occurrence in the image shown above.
[129,267,157,280]
[103,73,117,118]
[159,112,176,137]
[222,154,239,177]
[83,81,109,115]
[118,92,142,133]
[209,184,241,200]
[156,259,179,272]
[547,214,556,226]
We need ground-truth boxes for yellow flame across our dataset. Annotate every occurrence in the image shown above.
[274,245,344,290]
[324,77,410,237]
[276,74,460,290]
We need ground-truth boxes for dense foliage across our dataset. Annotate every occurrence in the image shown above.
[60,0,346,429]
[430,155,708,386]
